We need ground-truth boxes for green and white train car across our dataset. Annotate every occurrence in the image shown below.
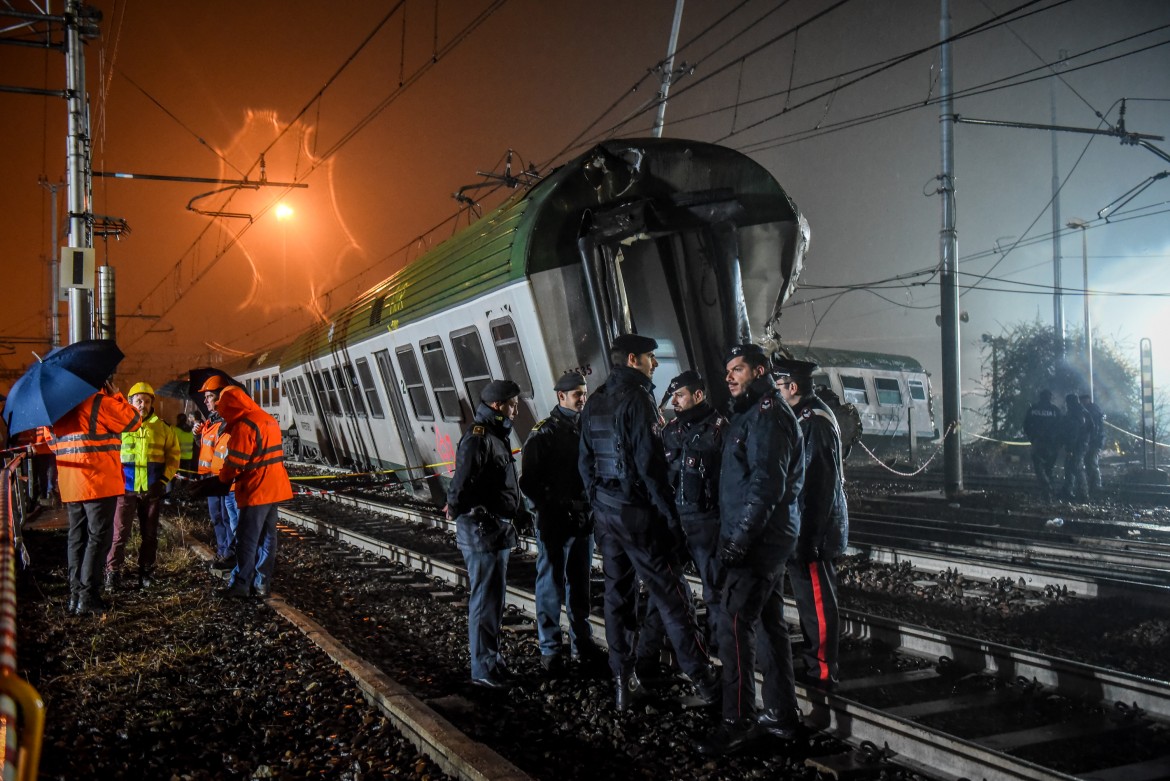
[274,138,808,498]
[798,345,938,448]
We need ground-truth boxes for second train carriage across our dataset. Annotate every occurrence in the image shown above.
[794,345,938,452]
[273,138,808,497]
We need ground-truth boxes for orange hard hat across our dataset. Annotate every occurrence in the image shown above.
[199,375,230,393]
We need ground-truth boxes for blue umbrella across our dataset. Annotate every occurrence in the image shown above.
[1,360,101,435]
[43,339,124,388]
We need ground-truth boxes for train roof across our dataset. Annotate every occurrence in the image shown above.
[790,345,928,373]
[283,138,801,367]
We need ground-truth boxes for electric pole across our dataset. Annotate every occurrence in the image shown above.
[938,0,963,498]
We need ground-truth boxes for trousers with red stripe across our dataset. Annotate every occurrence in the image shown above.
[787,557,840,685]
[717,564,798,722]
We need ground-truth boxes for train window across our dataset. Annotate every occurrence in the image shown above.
[320,370,343,415]
[874,377,902,406]
[419,338,463,421]
[908,378,927,402]
[841,375,869,405]
[370,296,385,326]
[344,363,367,416]
[395,346,434,420]
[355,358,385,418]
[291,376,311,413]
[488,317,533,399]
[274,374,281,399]
[260,376,269,407]
[331,367,355,415]
[449,327,493,409]
[286,377,303,415]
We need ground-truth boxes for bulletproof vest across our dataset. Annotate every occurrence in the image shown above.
[667,413,724,510]
[585,388,627,483]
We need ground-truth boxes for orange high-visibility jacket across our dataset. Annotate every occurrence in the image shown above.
[49,392,143,502]
[197,417,230,475]
[216,387,292,507]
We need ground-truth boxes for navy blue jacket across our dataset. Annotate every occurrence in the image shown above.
[578,365,678,524]
[719,376,804,568]
[663,401,725,517]
[520,405,591,537]
[1023,401,1062,448]
[792,393,848,561]
[447,403,521,521]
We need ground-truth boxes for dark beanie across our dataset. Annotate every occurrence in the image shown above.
[612,333,658,356]
[481,379,521,404]
[553,372,587,392]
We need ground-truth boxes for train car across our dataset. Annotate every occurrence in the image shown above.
[792,345,938,452]
[226,347,293,431]
[278,138,808,498]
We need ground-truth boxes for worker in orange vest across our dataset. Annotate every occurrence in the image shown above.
[48,379,142,615]
[213,386,292,598]
[193,376,239,571]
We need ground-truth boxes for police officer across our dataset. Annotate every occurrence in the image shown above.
[448,379,523,690]
[520,372,606,674]
[1061,393,1090,502]
[639,370,727,666]
[699,343,804,755]
[1022,389,1062,501]
[1079,394,1105,496]
[579,334,719,712]
[774,358,848,690]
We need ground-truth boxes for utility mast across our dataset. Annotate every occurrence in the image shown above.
[651,0,685,138]
[938,0,963,497]
[64,0,100,343]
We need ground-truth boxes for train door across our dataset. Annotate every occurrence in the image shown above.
[579,200,751,409]
[373,349,437,501]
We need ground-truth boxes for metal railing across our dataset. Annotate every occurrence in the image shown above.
[0,452,44,781]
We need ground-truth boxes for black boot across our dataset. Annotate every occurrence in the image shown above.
[67,594,79,614]
[614,671,646,712]
[757,707,802,740]
[692,664,721,706]
[697,718,764,756]
[104,570,119,592]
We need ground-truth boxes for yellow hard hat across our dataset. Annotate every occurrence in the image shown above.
[128,381,156,398]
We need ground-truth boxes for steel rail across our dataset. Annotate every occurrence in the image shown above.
[281,492,1170,781]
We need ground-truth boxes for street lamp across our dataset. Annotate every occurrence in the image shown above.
[1067,218,1091,401]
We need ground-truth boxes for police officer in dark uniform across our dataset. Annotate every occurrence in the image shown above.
[699,343,804,755]
[1061,393,1090,502]
[520,371,606,674]
[774,358,848,691]
[579,333,719,712]
[1079,394,1105,496]
[448,380,523,690]
[1022,389,1062,501]
[659,370,727,654]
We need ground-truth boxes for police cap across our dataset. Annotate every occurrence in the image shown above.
[481,379,522,404]
[553,372,586,392]
[772,358,818,380]
[612,333,658,357]
[724,342,768,365]
[667,370,703,396]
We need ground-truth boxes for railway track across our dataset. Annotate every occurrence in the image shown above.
[280,488,1170,781]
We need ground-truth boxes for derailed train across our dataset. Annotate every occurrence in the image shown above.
[210,138,932,492]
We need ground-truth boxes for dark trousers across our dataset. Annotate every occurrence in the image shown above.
[1030,445,1058,499]
[66,496,118,602]
[718,564,796,722]
[636,511,722,662]
[593,503,708,680]
[1063,445,1088,500]
[229,503,279,593]
[787,557,840,684]
[1083,447,1102,493]
[107,492,161,575]
[460,546,511,679]
[534,530,597,657]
